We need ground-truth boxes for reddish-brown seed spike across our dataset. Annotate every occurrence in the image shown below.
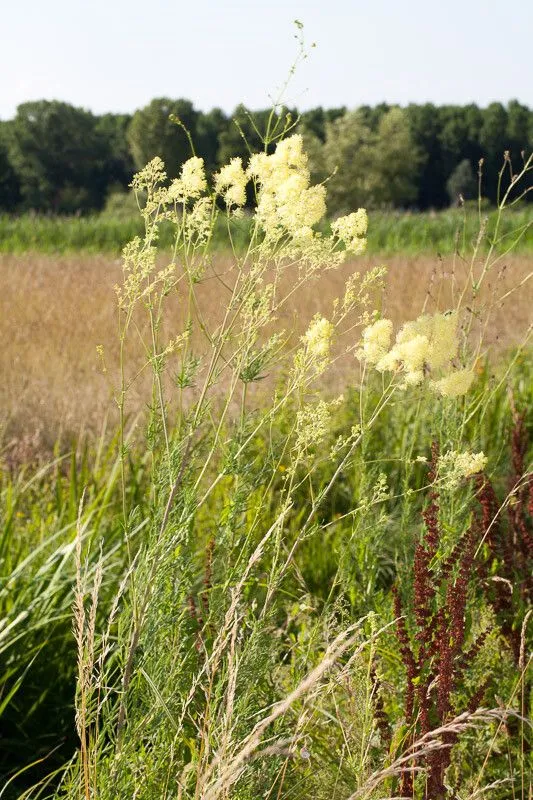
[417,675,432,735]
[393,585,417,720]
[440,534,467,582]
[423,442,441,556]
[476,475,501,550]
[516,512,533,560]
[188,594,199,623]
[414,543,433,635]
[422,491,441,557]
[449,528,476,660]
[427,607,446,660]
[478,474,515,569]
[437,607,453,722]
[427,730,457,799]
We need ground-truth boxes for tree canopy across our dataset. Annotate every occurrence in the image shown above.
[0,98,530,214]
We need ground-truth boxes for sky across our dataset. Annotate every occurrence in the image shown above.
[1,0,532,120]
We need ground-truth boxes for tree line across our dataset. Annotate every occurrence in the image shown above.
[0,98,531,215]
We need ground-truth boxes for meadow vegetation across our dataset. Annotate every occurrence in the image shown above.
[0,113,532,800]
[0,206,532,256]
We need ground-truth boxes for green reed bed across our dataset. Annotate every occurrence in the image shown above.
[0,206,531,256]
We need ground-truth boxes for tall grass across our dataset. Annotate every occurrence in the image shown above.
[0,131,531,800]
[0,206,531,256]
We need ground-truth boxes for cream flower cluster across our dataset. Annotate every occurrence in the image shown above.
[168,156,207,202]
[214,157,248,207]
[360,318,393,365]
[247,135,367,255]
[438,449,487,487]
[359,312,475,396]
[130,138,369,270]
[295,395,344,452]
[432,368,475,398]
[302,315,335,359]
[331,209,368,254]
[248,135,326,239]
[293,315,335,378]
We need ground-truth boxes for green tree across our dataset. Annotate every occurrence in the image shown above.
[0,122,20,210]
[317,107,422,213]
[7,100,109,212]
[446,159,477,205]
[299,106,346,142]
[357,102,391,131]
[479,102,509,202]
[317,110,374,212]
[127,98,198,178]
[370,107,424,207]
[195,108,228,174]
[406,103,449,208]
[95,113,135,192]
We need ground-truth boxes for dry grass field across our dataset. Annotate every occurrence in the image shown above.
[1,251,531,459]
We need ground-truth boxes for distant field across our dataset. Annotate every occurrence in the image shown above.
[2,250,531,452]
[0,206,532,254]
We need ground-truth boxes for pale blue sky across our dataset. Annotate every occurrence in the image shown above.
[1,0,532,120]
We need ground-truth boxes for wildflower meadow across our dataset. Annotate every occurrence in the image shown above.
[0,105,532,800]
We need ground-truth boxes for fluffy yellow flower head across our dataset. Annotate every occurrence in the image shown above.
[332,209,368,253]
[185,197,213,243]
[248,135,326,237]
[428,312,458,369]
[168,157,207,203]
[368,311,460,388]
[247,152,273,184]
[130,157,167,192]
[271,134,308,174]
[278,182,327,233]
[302,315,335,359]
[432,368,475,398]
[180,157,207,198]
[395,312,458,371]
[215,158,248,207]
[375,334,429,387]
[360,318,393,364]
[396,334,429,373]
[274,172,309,205]
[438,449,487,487]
